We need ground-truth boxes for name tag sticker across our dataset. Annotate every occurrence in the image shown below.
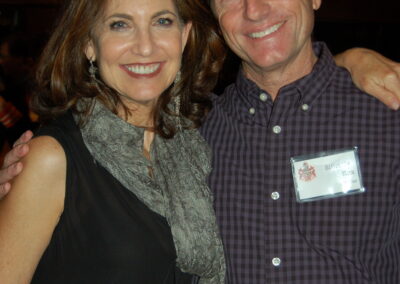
[291,147,365,203]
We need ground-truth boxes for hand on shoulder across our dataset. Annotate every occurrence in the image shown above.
[336,48,400,110]
[0,130,33,199]
[9,135,67,203]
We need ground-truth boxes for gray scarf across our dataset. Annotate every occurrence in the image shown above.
[75,101,225,283]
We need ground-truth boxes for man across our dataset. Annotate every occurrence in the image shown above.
[199,0,400,282]
[1,0,400,283]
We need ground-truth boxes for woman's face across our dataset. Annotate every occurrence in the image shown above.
[86,0,192,109]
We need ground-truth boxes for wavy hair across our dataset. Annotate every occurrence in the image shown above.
[33,0,226,138]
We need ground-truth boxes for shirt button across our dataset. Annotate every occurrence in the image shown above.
[271,192,280,200]
[272,257,281,267]
[272,125,282,134]
[259,92,268,102]
[301,103,310,111]
[249,107,256,115]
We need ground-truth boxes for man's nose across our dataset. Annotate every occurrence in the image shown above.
[244,0,272,21]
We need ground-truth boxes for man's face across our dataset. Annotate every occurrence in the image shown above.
[211,0,321,74]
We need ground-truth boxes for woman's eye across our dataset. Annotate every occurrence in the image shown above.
[156,18,173,26]
[110,21,128,30]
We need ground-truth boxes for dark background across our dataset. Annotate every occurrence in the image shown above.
[315,0,399,61]
[0,0,399,89]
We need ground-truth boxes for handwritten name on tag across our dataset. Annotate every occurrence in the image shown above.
[291,148,365,202]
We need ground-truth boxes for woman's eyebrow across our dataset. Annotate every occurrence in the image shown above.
[105,13,133,21]
[152,9,178,18]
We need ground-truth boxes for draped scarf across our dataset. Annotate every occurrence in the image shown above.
[75,100,225,283]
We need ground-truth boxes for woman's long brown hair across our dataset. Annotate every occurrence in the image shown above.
[33,0,226,138]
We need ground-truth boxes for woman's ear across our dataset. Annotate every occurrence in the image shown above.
[181,21,192,52]
[84,40,96,61]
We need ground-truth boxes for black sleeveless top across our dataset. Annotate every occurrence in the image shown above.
[31,113,193,284]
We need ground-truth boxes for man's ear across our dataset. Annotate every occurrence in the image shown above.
[312,0,322,10]
[85,40,96,61]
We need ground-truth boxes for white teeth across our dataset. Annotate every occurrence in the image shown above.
[249,22,284,39]
[126,63,160,74]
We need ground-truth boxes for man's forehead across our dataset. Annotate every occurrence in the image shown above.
[210,0,315,5]
[210,0,245,9]
[209,0,229,9]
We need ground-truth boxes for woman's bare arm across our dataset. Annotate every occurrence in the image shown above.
[0,136,66,283]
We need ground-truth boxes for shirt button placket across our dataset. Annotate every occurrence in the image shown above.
[271,191,280,200]
[267,92,283,273]
[272,257,282,267]
[272,125,282,134]
[301,103,310,112]
[259,92,268,102]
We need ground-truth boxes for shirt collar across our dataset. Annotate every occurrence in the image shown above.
[221,42,337,124]
[288,42,338,106]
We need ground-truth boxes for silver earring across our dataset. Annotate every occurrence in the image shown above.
[174,70,181,85]
[173,70,182,129]
[174,94,181,116]
[89,59,98,80]
[89,59,103,96]
[174,94,181,131]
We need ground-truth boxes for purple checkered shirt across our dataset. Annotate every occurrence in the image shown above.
[200,42,400,284]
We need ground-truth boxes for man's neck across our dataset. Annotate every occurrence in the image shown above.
[243,44,318,101]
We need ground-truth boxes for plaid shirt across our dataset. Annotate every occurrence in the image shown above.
[200,42,400,284]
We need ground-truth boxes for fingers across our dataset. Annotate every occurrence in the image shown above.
[0,182,10,200]
[1,130,32,169]
[2,144,29,169]
[0,162,23,200]
[380,66,400,110]
[369,54,400,109]
[349,49,400,110]
[0,161,23,182]
[369,87,400,110]
[13,130,34,147]
[0,130,32,200]
[366,63,400,110]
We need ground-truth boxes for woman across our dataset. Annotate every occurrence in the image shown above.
[0,0,226,283]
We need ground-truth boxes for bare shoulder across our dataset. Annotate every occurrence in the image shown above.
[0,134,67,219]
[24,135,66,168]
[6,135,67,209]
